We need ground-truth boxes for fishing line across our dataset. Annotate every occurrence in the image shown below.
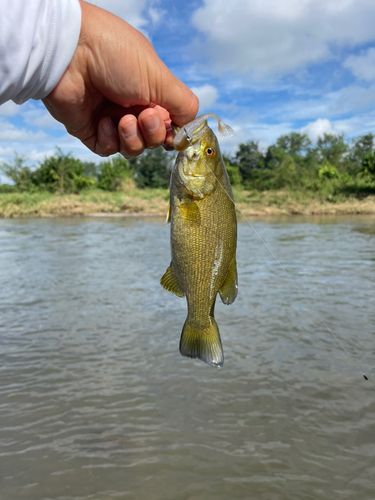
[206,164,375,390]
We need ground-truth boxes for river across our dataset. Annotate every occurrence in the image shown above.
[0,216,374,500]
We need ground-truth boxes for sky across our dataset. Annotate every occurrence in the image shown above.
[2,0,375,177]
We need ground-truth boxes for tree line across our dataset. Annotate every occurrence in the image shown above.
[223,132,375,197]
[0,147,174,194]
[1,132,375,196]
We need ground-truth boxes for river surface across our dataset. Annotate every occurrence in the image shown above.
[0,215,374,500]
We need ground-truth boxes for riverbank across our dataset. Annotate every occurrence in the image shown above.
[1,187,375,218]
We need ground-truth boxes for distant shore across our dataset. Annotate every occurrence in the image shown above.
[1,188,375,218]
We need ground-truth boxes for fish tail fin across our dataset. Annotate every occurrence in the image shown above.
[179,317,224,368]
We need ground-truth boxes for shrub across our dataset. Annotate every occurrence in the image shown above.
[133,148,174,188]
[97,155,133,191]
[0,154,34,191]
[33,148,95,193]
[318,164,340,180]
[361,153,375,178]
[0,184,18,193]
[225,163,242,186]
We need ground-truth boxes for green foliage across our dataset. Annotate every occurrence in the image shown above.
[361,153,375,178]
[265,145,285,170]
[276,132,311,156]
[97,155,133,191]
[316,133,348,168]
[234,141,264,183]
[32,148,95,193]
[318,164,339,180]
[224,162,242,186]
[272,156,300,189]
[348,133,374,175]
[83,162,100,179]
[0,154,34,191]
[0,184,18,193]
[133,148,174,188]
[2,129,375,201]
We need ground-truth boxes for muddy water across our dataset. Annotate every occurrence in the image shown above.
[0,216,374,500]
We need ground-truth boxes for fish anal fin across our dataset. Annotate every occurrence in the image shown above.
[179,317,223,367]
[219,258,238,305]
[160,263,184,298]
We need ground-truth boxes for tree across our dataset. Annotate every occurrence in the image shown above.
[361,153,375,179]
[234,141,264,183]
[133,148,174,188]
[318,164,340,180]
[97,155,133,191]
[264,145,286,170]
[0,153,34,191]
[222,153,242,186]
[83,161,100,179]
[348,133,374,175]
[33,148,95,193]
[316,133,348,169]
[276,132,311,157]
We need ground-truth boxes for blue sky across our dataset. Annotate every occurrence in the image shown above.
[2,0,375,177]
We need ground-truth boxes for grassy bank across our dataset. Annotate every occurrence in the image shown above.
[1,183,375,218]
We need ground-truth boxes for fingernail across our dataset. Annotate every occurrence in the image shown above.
[102,118,116,136]
[143,114,160,133]
[122,120,138,139]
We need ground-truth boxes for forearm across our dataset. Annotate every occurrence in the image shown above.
[0,0,81,105]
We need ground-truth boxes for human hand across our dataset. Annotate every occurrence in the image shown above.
[42,0,199,158]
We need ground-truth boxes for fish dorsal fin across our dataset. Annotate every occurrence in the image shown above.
[166,203,171,223]
[219,258,238,305]
[160,263,185,298]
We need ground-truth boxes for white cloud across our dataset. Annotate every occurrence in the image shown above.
[0,145,15,158]
[27,149,57,163]
[191,0,375,79]
[21,104,65,130]
[300,119,338,142]
[0,119,47,142]
[328,112,375,137]
[267,82,375,124]
[191,84,218,111]
[0,101,20,117]
[213,116,293,154]
[88,0,154,36]
[344,47,375,81]
[244,122,294,152]
[148,6,164,25]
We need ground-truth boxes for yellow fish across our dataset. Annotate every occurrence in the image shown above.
[161,114,237,367]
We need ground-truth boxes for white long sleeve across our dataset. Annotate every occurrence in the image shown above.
[0,0,81,105]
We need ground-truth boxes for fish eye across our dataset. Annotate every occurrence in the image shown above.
[205,147,215,157]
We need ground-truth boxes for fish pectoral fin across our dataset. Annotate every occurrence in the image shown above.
[180,317,223,368]
[219,258,238,305]
[160,262,185,298]
[179,200,201,225]
[166,203,171,224]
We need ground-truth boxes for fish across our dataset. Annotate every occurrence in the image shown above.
[160,113,237,367]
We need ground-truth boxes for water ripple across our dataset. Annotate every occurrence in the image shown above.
[0,216,374,500]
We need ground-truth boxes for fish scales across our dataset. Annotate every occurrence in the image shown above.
[161,114,237,367]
